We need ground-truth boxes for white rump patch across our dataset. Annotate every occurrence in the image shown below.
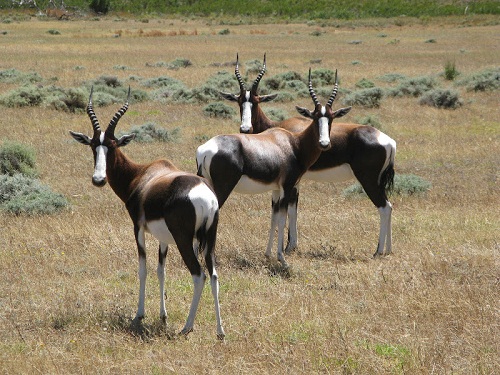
[303,164,355,183]
[188,183,219,231]
[196,139,220,181]
[234,175,278,194]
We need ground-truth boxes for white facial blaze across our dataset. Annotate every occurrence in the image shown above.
[93,133,107,183]
[240,91,253,133]
[318,107,330,148]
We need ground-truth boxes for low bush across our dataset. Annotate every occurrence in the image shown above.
[386,76,437,97]
[457,68,500,92]
[343,174,431,197]
[0,68,43,84]
[355,114,383,129]
[342,87,383,108]
[419,89,463,109]
[0,141,37,177]
[264,107,289,122]
[124,122,180,142]
[355,78,375,89]
[203,102,236,118]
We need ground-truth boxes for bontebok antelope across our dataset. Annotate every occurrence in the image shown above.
[221,54,396,257]
[197,70,351,267]
[70,88,225,339]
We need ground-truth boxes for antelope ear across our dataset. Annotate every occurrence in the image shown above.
[259,93,278,103]
[116,133,135,147]
[69,131,91,145]
[333,106,352,118]
[295,106,313,119]
[219,92,239,102]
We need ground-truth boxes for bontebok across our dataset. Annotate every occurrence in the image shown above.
[197,70,351,267]
[70,88,225,339]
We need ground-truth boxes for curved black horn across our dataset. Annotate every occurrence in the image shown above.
[235,53,246,91]
[106,86,130,136]
[251,53,267,94]
[87,86,101,132]
[308,68,320,107]
[327,69,339,107]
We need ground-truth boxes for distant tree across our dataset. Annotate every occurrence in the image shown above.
[89,0,109,14]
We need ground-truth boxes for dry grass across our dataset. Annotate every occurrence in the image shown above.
[0,16,499,374]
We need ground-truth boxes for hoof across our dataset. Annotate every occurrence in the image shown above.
[179,327,193,337]
[217,332,226,341]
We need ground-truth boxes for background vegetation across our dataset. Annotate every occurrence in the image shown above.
[2,0,500,18]
[0,13,498,375]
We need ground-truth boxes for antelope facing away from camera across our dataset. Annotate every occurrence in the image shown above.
[70,88,225,339]
[197,69,351,267]
[221,54,396,257]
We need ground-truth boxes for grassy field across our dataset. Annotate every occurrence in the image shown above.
[0,15,499,374]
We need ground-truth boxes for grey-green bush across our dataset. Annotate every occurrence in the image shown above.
[0,174,68,215]
[0,141,37,177]
[457,68,500,92]
[343,174,431,197]
[343,87,383,108]
[386,76,437,97]
[419,89,463,109]
[124,122,180,142]
[203,102,236,118]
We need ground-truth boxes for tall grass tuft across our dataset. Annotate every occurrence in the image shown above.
[444,61,460,80]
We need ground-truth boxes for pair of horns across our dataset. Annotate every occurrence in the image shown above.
[308,68,339,108]
[87,86,131,135]
[235,54,339,107]
[235,53,267,94]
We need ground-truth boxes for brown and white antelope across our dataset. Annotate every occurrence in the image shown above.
[197,70,351,267]
[221,55,396,257]
[70,88,225,339]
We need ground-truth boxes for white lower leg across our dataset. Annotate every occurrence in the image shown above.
[375,202,392,256]
[181,273,206,335]
[209,265,225,339]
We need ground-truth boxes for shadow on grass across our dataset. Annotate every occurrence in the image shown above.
[105,310,178,342]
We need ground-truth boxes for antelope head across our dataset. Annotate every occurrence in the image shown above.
[69,87,135,187]
[296,69,352,150]
[220,53,278,133]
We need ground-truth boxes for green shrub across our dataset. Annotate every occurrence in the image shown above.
[205,71,238,91]
[218,28,230,35]
[125,122,180,142]
[356,114,382,129]
[47,29,61,35]
[203,102,236,118]
[378,73,406,83]
[0,68,43,84]
[386,76,437,97]
[457,68,500,92]
[355,78,375,89]
[343,174,431,197]
[0,141,37,177]
[0,174,68,215]
[0,85,44,107]
[444,61,459,80]
[264,107,289,122]
[343,87,383,108]
[310,68,338,86]
[142,75,185,89]
[419,89,463,109]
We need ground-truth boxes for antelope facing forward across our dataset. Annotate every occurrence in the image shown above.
[70,88,225,339]
[197,70,351,267]
[221,55,396,257]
